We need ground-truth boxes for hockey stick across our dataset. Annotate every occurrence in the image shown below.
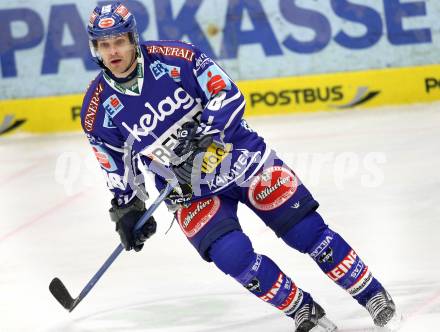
[49,183,174,312]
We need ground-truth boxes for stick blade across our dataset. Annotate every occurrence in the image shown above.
[49,277,75,310]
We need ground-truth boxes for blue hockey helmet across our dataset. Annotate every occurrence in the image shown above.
[87,2,139,66]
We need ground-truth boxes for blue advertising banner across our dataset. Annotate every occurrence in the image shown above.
[0,0,438,99]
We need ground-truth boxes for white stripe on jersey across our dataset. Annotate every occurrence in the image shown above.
[224,99,246,131]
[222,91,242,107]
[104,142,125,153]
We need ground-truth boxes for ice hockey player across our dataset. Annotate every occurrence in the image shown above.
[81,2,398,331]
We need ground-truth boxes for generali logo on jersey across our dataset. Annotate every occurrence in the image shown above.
[84,83,104,132]
[145,45,195,62]
[177,196,221,238]
[248,166,298,211]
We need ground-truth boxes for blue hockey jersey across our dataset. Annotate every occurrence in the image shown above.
[81,40,270,206]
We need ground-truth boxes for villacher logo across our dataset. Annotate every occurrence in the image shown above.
[0,115,26,135]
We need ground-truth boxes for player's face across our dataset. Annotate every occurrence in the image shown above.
[96,34,137,78]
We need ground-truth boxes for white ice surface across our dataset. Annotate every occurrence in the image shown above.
[0,103,439,332]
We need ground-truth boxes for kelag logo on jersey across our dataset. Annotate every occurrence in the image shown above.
[103,95,124,118]
[196,64,231,98]
[122,87,202,142]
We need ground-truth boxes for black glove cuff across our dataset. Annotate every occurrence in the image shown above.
[109,196,146,223]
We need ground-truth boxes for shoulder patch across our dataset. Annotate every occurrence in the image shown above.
[84,83,104,132]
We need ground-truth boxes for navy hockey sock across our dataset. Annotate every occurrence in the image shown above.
[209,230,310,316]
[282,211,383,306]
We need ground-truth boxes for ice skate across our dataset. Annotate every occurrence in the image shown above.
[365,289,399,328]
[292,300,337,332]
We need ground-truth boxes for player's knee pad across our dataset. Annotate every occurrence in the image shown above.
[281,211,328,253]
[197,217,242,262]
[208,230,255,277]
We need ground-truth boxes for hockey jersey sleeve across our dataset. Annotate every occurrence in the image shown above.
[81,80,146,206]
[185,47,246,142]
[87,133,146,206]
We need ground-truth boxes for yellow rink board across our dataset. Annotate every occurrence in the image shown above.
[1,64,440,135]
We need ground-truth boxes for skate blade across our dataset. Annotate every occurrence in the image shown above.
[373,310,403,332]
[310,316,338,331]
[363,310,403,332]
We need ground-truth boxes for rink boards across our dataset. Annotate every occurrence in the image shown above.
[1,64,440,134]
